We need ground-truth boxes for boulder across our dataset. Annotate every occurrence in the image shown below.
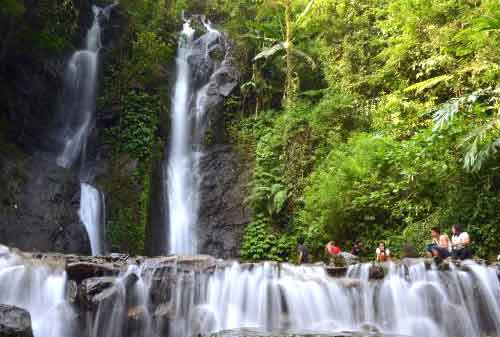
[369,265,385,280]
[67,261,119,282]
[325,266,348,278]
[339,252,359,266]
[0,305,34,337]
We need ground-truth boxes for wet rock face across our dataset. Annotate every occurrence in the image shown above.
[0,305,34,337]
[0,154,90,255]
[198,145,251,259]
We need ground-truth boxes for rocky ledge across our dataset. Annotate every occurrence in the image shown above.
[205,328,408,337]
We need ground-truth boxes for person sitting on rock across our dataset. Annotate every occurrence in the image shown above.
[426,227,451,259]
[436,231,451,259]
[375,242,390,262]
[451,225,471,260]
[297,236,309,264]
[350,241,363,256]
[325,240,341,257]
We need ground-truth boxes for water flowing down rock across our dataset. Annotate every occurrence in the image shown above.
[0,305,34,337]
[53,3,117,256]
[164,17,240,256]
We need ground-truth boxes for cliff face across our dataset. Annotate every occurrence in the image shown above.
[197,145,251,259]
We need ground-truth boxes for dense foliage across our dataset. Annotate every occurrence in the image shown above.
[207,0,500,261]
[1,0,500,260]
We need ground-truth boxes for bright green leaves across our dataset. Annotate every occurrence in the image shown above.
[106,91,159,161]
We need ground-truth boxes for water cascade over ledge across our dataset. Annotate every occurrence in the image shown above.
[1,246,500,337]
[165,17,227,255]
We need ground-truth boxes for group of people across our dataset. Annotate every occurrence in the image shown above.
[425,225,471,260]
[296,224,472,264]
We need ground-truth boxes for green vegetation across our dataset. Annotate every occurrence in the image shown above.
[208,0,500,261]
[95,0,183,255]
[0,0,78,56]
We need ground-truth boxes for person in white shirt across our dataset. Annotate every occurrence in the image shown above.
[375,242,390,262]
[451,225,471,260]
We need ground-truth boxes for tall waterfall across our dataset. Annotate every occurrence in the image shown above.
[55,4,116,256]
[166,18,223,254]
[56,5,103,169]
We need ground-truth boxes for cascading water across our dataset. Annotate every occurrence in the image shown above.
[2,246,500,337]
[79,183,105,256]
[54,3,116,256]
[57,6,102,169]
[0,247,75,337]
[165,18,223,254]
[161,260,500,337]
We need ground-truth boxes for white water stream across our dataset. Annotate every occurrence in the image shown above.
[79,183,105,255]
[166,19,222,254]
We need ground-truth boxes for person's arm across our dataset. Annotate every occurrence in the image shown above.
[298,250,303,264]
[375,248,380,262]
[386,249,391,261]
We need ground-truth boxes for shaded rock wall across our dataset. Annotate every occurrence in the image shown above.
[198,145,251,259]
[0,152,90,254]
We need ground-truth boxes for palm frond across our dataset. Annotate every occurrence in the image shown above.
[404,74,453,94]
[295,0,316,26]
[253,42,286,62]
[432,99,461,131]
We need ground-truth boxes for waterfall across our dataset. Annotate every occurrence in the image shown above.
[79,183,105,256]
[165,18,223,255]
[54,3,116,255]
[0,248,75,337]
[163,260,500,337]
[56,5,103,169]
[2,249,500,337]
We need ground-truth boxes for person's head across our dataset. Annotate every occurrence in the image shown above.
[378,242,385,250]
[355,240,362,247]
[452,225,462,235]
[431,227,441,238]
[297,236,305,245]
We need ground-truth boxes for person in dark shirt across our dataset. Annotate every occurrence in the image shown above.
[297,236,309,264]
[351,241,363,256]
